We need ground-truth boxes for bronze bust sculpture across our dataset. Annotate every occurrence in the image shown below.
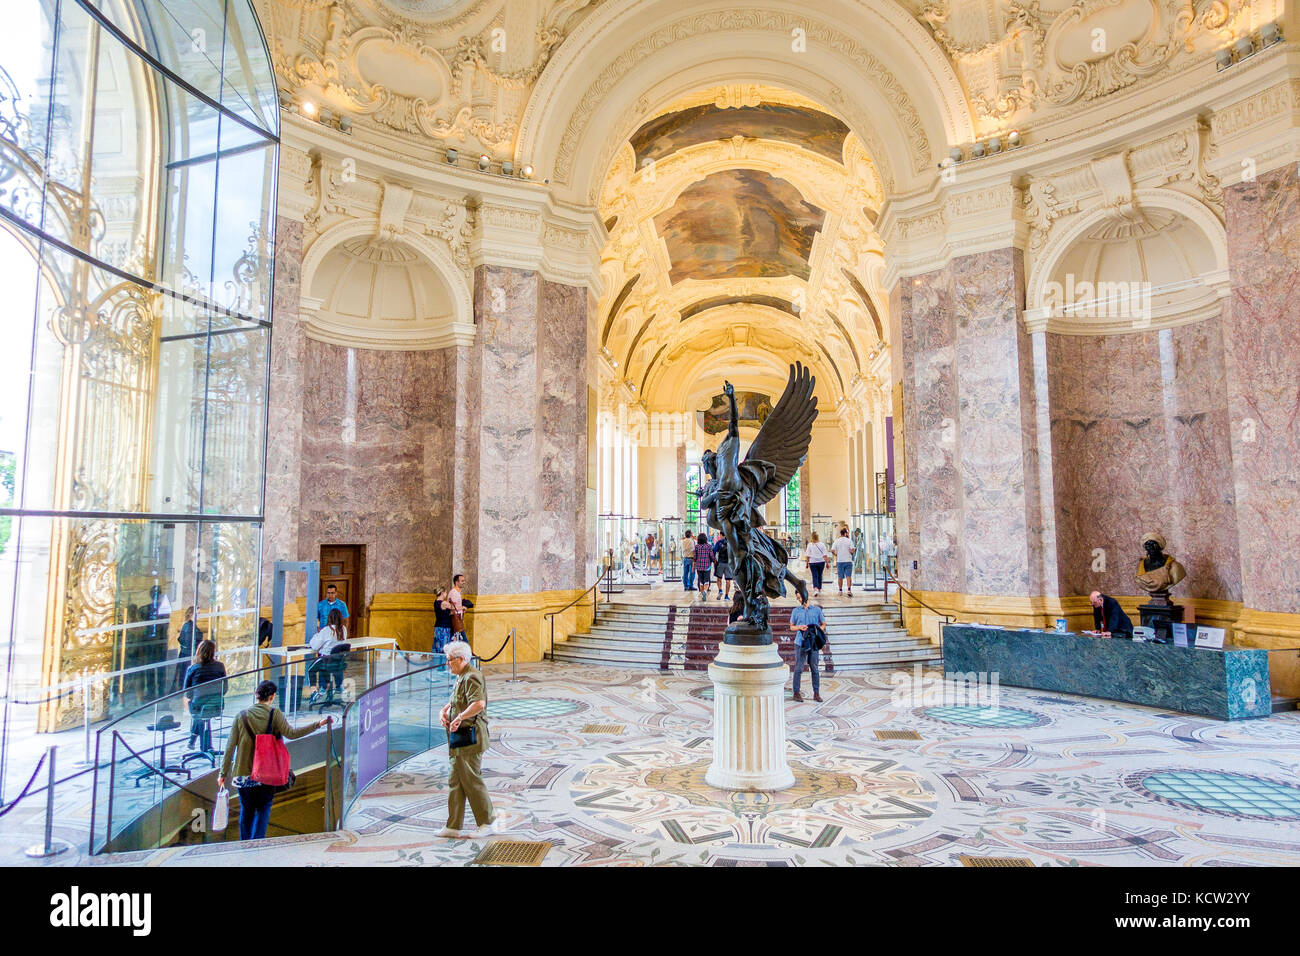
[1134,533,1186,602]
[1134,532,1186,641]
[699,363,818,642]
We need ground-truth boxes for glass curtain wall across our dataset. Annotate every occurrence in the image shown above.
[0,0,278,801]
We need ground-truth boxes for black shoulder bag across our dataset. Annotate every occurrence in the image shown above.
[447,676,480,750]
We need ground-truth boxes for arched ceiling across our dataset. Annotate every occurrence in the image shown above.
[597,85,889,416]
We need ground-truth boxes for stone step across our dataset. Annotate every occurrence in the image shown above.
[549,645,942,671]
[583,620,908,639]
[593,608,901,625]
[564,633,933,655]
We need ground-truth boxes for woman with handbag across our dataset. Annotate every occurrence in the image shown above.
[789,590,828,703]
[217,680,328,840]
[436,641,495,838]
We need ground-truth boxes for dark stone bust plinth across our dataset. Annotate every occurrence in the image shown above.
[724,621,772,646]
[1139,601,1184,642]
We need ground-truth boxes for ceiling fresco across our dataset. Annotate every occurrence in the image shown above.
[631,103,852,166]
[698,390,774,434]
[597,86,887,415]
[653,168,826,283]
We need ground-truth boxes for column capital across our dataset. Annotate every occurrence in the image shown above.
[879,175,1028,288]
[472,197,605,296]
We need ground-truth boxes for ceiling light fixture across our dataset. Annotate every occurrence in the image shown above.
[445,148,458,164]
[301,101,317,117]
[478,154,491,171]
[501,160,514,176]
[520,164,534,179]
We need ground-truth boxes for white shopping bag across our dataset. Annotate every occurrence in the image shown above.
[212,786,230,831]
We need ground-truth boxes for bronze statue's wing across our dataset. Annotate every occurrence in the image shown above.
[742,361,818,508]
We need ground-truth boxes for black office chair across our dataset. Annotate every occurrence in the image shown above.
[181,695,225,770]
[307,646,350,712]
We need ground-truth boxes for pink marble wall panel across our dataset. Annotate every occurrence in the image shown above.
[902,268,964,593]
[1046,316,1240,602]
[1223,166,1300,613]
[900,248,1048,598]
[471,265,541,595]
[297,343,455,595]
[1019,324,1060,597]
[262,217,305,599]
[953,248,1031,596]
[537,278,588,592]
[450,343,480,583]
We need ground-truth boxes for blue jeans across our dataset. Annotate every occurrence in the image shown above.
[433,627,452,653]
[683,559,695,590]
[793,643,820,696]
[238,784,275,840]
[809,562,825,591]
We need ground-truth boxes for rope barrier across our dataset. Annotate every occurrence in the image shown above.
[477,630,515,663]
[0,750,49,818]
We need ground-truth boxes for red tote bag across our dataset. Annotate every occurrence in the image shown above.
[246,712,292,787]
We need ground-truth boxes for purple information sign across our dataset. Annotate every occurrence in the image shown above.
[885,415,896,514]
[356,683,390,793]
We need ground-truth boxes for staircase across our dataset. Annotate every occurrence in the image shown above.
[550,599,942,673]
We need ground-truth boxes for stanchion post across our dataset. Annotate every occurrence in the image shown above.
[26,746,72,859]
[506,627,523,684]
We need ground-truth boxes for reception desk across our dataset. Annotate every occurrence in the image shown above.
[941,624,1270,720]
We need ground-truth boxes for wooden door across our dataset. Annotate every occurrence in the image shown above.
[320,545,366,637]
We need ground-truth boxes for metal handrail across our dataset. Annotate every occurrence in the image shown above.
[886,574,956,626]
[543,557,614,660]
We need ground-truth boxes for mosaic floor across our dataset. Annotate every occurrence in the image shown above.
[9,661,1300,867]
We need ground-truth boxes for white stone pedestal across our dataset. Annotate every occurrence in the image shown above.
[705,641,795,791]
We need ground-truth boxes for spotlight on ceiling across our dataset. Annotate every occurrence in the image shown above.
[338,116,351,133]
[1261,21,1282,47]
[501,160,514,176]
[970,141,986,159]
[520,164,534,179]
[949,147,964,164]
[1215,47,1233,70]
[478,154,491,171]
[987,137,1002,154]
[445,148,458,164]
[301,101,317,117]
[1234,35,1255,59]
[1007,130,1021,148]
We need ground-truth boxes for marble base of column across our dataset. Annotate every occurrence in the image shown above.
[705,641,794,791]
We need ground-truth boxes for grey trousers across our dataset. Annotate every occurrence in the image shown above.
[793,644,820,696]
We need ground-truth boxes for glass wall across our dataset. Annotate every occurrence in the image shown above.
[0,0,278,802]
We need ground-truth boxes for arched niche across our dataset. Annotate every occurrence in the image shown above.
[301,221,474,350]
[1025,190,1229,335]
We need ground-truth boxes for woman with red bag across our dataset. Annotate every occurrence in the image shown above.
[218,680,329,840]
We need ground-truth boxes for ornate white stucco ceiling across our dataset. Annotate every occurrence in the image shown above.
[596,84,889,417]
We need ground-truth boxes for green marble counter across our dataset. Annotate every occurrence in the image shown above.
[941,624,1270,720]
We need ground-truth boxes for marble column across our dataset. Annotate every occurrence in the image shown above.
[262,217,305,601]
[899,247,1058,618]
[452,265,589,661]
[1222,165,1300,675]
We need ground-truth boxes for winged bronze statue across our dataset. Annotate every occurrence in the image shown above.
[700,362,819,641]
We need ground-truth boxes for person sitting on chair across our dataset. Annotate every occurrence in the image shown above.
[308,608,348,699]
[182,639,227,752]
